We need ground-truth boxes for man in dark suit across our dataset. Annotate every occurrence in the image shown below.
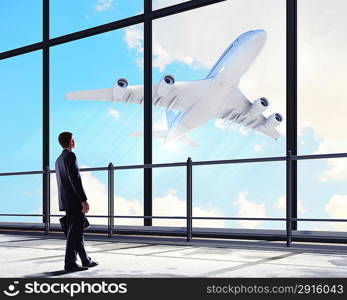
[55,132,98,272]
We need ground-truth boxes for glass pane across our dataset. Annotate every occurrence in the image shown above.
[114,169,143,226]
[298,0,347,155]
[152,0,187,10]
[0,51,42,173]
[153,166,186,226]
[0,175,42,223]
[193,162,285,230]
[51,170,108,225]
[50,0,143,38]
[51,168,144,227]
[298,158,347,232]
[50,25,144,228]
[0,1,42,52]
[50,26,143,168]
[151,0,286,164]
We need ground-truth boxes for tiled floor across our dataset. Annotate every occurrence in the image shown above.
[0,232,346,278]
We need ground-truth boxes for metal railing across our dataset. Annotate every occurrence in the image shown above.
[1,151,347,247]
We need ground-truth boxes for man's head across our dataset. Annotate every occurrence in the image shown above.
[58,132,75,150]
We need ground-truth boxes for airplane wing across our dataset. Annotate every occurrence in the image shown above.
[65,79,210,112]
[215,88,281,139]
[252,122,281,139]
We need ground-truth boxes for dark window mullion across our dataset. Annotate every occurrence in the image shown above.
[286,0,298,231]
[144,0,152,226]
[42,0,50,226]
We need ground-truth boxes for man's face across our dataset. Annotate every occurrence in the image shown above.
[70,136,76,149]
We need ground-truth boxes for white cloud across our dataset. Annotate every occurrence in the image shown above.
[234,190,267,229]
[274,195,306,213]
[50,168,225,227]
[319,159,347,182]
[124,25,144,69]
[325,194,347,231]
[51,166,142,226]
[94,0,112,12]
[124,25,143,50]
[108,108,120,121]
[153,189,226,228]
[253,144,262,152]
[153,43,177,72]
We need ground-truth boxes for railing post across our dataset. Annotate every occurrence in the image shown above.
[286,150,292,247]
[186,157,193,242]
[108,162,115,238]
[44,166,50,235]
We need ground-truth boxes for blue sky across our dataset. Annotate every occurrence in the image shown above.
[1,0,347,232]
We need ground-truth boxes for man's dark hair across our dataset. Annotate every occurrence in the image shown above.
[58,132,73,148]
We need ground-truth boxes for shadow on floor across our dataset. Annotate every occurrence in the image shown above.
[23,269,88,278]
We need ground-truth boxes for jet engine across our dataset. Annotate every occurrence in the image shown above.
[264,113,283,128]
[157,75,175,97]
[248,97,269,116]
[113,78,128,100]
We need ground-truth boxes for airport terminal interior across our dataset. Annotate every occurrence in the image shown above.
[1,0,347,277]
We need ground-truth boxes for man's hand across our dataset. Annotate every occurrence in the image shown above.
[81,201,89,214]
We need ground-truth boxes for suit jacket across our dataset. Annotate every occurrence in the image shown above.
[55,149,87,211]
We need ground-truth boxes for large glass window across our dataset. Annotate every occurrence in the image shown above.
[50,27,143,168]
[114,169,143,226]
[2,0,346,239]
[152,161,285,230]
[149,0,286,228]
[153,166,186,226]
[0,51,42,173]
[298,0,347,155]
[193,162,285,230]
[0,175,42,223]
[298,158,347,232]
[298,0,347,233]
[49,25,143,226]
[150,0,286,164]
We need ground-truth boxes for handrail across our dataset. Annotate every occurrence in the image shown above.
[1,151,347,176]
[1,151,347,247]
[1,214,347,222]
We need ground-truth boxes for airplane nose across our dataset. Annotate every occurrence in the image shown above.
[253,29,267,40]
[249,29,267,45]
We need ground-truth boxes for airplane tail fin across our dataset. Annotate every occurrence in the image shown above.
[176,135,199,147]
[130,130,199,147]
[165,110,178,129]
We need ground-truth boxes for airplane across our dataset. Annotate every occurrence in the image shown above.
[65,29,283,147]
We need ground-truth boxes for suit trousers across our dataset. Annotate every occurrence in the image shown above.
[64,209,90,267]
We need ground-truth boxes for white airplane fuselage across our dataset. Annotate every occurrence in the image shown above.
[165,29,267,142]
